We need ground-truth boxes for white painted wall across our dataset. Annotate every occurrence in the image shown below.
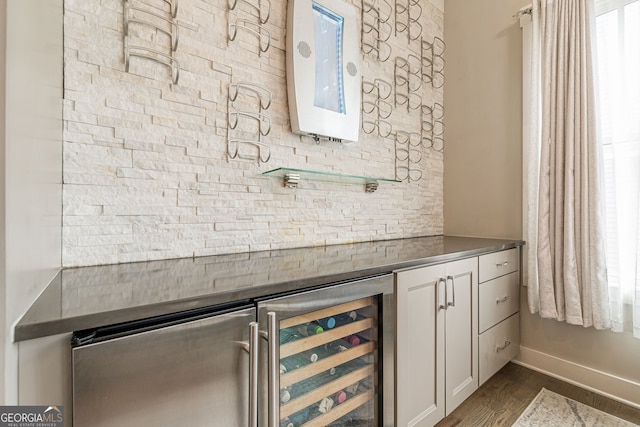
[1,0,63,405]
[443,0,526,240]
[61,0,445,267]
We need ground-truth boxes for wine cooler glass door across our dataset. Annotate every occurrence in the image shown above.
[257,273,393,427]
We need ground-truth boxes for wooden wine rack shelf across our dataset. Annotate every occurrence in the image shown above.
[280,341,375,387]
[280,318,375,358]
[300,389,375,427]
[279,296,376,329]
[280,365,374,418]
[278,295,377,426]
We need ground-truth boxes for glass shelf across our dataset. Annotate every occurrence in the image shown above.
[262,167,401,192]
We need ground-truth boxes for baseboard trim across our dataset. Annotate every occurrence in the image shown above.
[514,346,640,410]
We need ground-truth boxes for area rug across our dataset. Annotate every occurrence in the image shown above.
[512,388,638,426]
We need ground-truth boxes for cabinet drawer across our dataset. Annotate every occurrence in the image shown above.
[479,313,519,385]
[478,248,519,283]
[478,272,520,333]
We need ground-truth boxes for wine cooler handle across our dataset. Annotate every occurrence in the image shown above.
[249,321,259,427]
[267,312,278,427]
[438,277,447,310]
[446,275,455,307]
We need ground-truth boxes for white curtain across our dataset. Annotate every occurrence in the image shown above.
[594,0,640,337]
[525,0,611,329]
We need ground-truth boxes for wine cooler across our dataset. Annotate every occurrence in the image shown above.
[257,273,394,427]
[71,273,394,427]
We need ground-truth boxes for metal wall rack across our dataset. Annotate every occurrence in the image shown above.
[394,55,422,112]
[394,0,422,43]
[228,0,271,23]
[361,0,392,62]
[421,36,445,88]
[227,81,273,164]
[124,0,180,84]
[362,78,393,138]
[421,102,444,153]
[228,0,272,54]
[394,130,423,182]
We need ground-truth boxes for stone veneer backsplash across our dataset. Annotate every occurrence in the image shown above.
[62,0,444,267]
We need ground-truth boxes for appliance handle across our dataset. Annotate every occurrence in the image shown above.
[249,321,259,427]
[267,312,278,427]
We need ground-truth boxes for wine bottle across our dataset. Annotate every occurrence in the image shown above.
[280,387,292,403]
[288,369,335,401]
[279,328,302,345]
[280,354,314,372]
[297,322,324,336]
[324,340,350,353]
[316,396,334,414]
[287,407,310,426]
[343,334,361,347]
[345,381,360,395]
[300,349,319,363]
[333,389,347,404]
[334,310,358,325]
[317,316,336,329]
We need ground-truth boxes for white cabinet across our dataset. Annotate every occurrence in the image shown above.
[477,248,521,385]
[395,257,478,427]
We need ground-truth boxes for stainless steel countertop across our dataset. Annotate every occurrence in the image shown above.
[14,235,524,341]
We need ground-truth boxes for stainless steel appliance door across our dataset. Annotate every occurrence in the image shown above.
[257,274,394,427]
[72,307,257,427]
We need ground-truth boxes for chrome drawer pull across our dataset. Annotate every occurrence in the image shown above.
[496,261,509,267]
[496,295,511,304]
[496,340,511,352]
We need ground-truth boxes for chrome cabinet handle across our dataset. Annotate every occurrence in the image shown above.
[438,277,447,309]
[249,321,258,427]
[496,295,511,304]
[267,312,278,427]
[446,275,455,307]
[496,261,509,267]
[496,340,512,352]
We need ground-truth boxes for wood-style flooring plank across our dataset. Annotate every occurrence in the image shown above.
[435,362,640,426]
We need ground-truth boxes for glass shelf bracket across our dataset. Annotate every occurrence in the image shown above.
[262,167,401,192]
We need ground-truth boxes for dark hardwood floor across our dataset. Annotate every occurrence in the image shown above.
[435,362,640,426]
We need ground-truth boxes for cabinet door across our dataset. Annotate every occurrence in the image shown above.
[396,264,445,427]
[443,258,479,414]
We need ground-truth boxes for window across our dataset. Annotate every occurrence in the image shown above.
[594,0,640,332]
